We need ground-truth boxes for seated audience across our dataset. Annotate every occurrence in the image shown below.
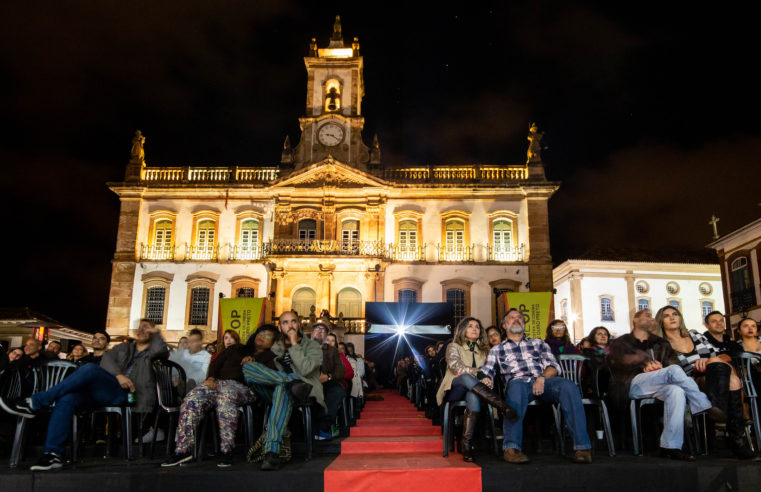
[7,347,24,363]
[177,336,189,350]
[435,317,517,462]
[425,345,437,359]
[89,330,110,364]
[0,319,167,470]
[486,325,504,348]
[345,343,364,405]
[163,325,276,468]
[655,306,758,459]
[66,343,89,366]
[44,340,63,359]
[205,343,217,356]
[211,329,241,362]
[544,319,579,358]
[702,311,743,359]
[241,311,323,471]
[607,309,715,461]
[736,317,761,355]
[169,329,211,389]
[310,321,345,440]
[328,334,354,393]
[479,309,592,464]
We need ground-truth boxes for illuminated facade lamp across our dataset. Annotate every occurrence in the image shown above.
[33,326,49,342]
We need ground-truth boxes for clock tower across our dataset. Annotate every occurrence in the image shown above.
[283,16,373,172]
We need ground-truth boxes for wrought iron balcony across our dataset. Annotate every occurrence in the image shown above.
[140,243,175,261]
[487,244,525,262]
[186,244,217,261]
[436,244,474,262]
[229,244,264,261]
[388,244,426,262]
[731,288,757,314]
[264,239,387,256]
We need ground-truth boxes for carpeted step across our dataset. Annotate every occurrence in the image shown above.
[356,417,430,427]
[350,425,442,437]
[360,411,425,419]
[340,436,443,455]
[324,453,481,492]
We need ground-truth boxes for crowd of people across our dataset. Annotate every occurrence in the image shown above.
[409,307,761,464]
[0,310,377,471]
[1,304,760,471]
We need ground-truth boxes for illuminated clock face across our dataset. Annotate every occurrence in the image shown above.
[317,123,345,146]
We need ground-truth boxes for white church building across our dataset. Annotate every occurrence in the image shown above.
[553,259,725,341]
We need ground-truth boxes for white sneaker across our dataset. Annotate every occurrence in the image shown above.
[140,427,166,443]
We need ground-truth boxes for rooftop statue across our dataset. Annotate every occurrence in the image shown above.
[526,123,544,163]
[130,130,145,163]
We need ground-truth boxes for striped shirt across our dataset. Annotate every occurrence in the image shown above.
[674,332,717,376]
[479,335,561,383]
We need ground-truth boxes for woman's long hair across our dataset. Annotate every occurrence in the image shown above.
[452,317,488,351]
[217,329,241,353]
[588,326,611,348]
[653,305,690,339]
[544,319,571,344]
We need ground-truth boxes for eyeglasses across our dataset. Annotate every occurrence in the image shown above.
[551,325,567,330]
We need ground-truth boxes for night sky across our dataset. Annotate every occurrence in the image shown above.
[2,2,759,331]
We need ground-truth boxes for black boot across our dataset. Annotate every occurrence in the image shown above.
[727,390,761,460]
[470,382,519,421]
[461,409,478,462]
[704,363,730,423]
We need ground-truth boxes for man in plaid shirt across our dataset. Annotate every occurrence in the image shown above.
[478,308,592,464]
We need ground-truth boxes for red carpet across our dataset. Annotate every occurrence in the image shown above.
[324,390,481,492]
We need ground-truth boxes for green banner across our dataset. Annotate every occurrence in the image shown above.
[501,292,555,339]
[218,297,266,344]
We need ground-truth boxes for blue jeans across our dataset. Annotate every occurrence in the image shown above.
[447,374,480,411]
[503,377,591,451]
[629,364,712,450]
[30,363,127,455]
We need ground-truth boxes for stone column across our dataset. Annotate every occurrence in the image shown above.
[319,268,333,314]
[625,270,636,325]
[569,273,584,341]
[106,196,142,337]
[526,195,553,291]
[272,271,285,316]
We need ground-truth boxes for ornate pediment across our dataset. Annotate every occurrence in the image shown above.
[273,157,387,189]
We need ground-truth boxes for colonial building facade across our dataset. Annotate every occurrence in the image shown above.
[707,217,761,328]
[553,259,725,341]
[105,18,559,343]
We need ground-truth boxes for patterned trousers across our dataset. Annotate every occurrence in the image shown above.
[242,362,297,454]
[174,379,255,454]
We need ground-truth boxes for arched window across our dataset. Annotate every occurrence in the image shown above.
[398,289,418,304]
[701,300,714,318]
[298,219,317,243]
[445,219,465,252]
[237,287,256,298]
[292,287,316,317]
[668,299,681,311]
[731,257,751,292]
[446,288,466,327]
[600,297,613,321]
[637,298,650,312]
[195,219,216,259]
[145,286,166,325]
[240,219,260,257]
[341,219,359,253]
[337,287,362,318]
[324,79,342,112]
[398,219,418,257]
[492,219,514,259]
[153,219,173,252]
[189,287,211,325]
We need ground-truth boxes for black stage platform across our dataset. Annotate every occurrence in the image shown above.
[2,448,761,492]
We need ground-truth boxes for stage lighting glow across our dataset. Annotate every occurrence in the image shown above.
[395,325,407,335]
